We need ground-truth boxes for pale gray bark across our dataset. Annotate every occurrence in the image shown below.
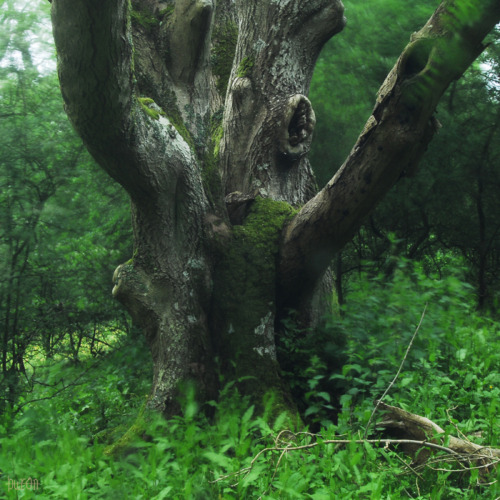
[220,0,345,204]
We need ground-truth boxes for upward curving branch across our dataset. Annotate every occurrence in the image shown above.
[51,1,134,165]
[219,0,345,204]
[51,0,206,208]
[51,0,217,413]
[278,0,500,310]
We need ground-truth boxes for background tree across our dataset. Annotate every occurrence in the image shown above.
[0,0,132,412]
[310,0,439,187]
[49,0,500,417]
[309,0,440,303]
[428,55,500,308]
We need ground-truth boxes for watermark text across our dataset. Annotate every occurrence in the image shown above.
[7,476,40,491]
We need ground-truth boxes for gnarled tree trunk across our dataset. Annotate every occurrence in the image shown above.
[51,0,500,417]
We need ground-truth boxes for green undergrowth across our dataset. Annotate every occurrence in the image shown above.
[2,259,500,498]
[281,258,500,426]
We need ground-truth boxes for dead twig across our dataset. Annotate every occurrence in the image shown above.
[364,304,427,439]
[210,435,499,485]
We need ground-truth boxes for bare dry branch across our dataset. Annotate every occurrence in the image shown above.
[364,304,427,439]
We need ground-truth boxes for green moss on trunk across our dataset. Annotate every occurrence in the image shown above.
[201,111,225,210]
[162,90,196,150]
[130,6,159,31]
[218,198,295,316]
[212,198,299,420]
[236,56,254,78]
[138,97,165,120]
[211,22,238,96]
[103,400,149,458]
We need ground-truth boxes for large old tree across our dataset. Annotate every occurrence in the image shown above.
[50,0,500,417]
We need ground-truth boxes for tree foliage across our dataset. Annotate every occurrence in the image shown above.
[0,0,132,412]
[310,0,439,185]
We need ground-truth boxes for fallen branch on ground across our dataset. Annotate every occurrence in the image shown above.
[210,406,500,493]
[376,401,500,465]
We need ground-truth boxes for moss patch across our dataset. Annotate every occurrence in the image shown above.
[103,400,149,458]
[199,110,224,211]
[212,125,223,159]
[138,97,165,121]
[161,90,196,151]
[159,5,175,19]
[130,7,159,31]
[215,197,296,325]
[211,22,238,96]
[212,198,298,414]
[236,56,254,78]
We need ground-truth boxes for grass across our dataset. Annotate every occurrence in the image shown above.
[1,258,499,498]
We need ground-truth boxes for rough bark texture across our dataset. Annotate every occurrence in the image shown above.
[51,0,500,417]
[219,0,345,204]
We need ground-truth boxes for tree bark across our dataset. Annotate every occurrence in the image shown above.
[219,0,345,204]
[50,0,500,417]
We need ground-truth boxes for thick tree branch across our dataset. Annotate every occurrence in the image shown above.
[376,401,500,464]
[51,0,216,413]
[51,0,204,205]
[278,0,500,309]
[166,0,213,87]
[51,1,133,172]
[220,0,345,204]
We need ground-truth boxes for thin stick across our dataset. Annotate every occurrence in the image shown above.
[363,304,427,439]
[210,438,472,484]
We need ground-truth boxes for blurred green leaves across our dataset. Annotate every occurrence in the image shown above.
[310,0,438,186]
[0,0,132,411]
